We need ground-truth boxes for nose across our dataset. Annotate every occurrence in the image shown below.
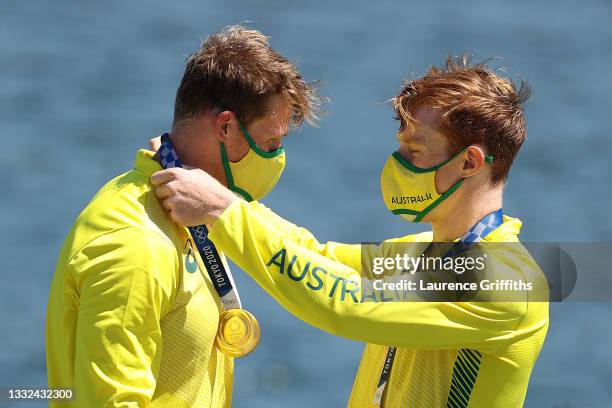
[270,130,289,151]
[268,139,283,152]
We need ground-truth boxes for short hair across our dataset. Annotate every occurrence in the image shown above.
[174,25,320,127]
[393,55,531,184]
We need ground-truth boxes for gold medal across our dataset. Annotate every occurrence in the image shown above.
[215,309,260,357]
[367,405,381,408]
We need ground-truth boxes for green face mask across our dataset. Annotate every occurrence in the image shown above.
[220,119,286,202]
[380,147,493,222]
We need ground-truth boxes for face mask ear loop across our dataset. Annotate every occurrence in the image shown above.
[447,146,494,176]
[414,147,471,223]
[456,147,494,185]
[237,120,258,150]
[215,102,253,147]
[215,101,231,162]
[461,146,494,165]
[444,146,470,167]
[219,141,255,202]
[218,104,284,159]
[219,143,235,191]
[216,102,255,149]
[413,178,465,222]
[214,103,233,191]
[417,147,493,222]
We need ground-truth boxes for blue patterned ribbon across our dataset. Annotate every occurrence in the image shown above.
[158,133,242,309]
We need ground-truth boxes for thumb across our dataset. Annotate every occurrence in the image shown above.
[151,168,181,186]
[149,136,162,151]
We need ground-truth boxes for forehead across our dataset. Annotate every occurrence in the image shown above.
[246,94,292,141]
[260,93,292,125]
[411,105,441,132]
[399,104,446,142]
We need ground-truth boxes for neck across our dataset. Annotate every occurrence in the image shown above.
[158,119,227,186]
[431,183,503,242]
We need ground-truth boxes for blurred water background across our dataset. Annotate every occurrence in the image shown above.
[1,1,611,407]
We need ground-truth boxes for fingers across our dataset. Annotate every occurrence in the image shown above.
[160,197,189,226]
[159,195,176,211]
[151,168,181,186]
[153,182,173,199]
[149,136,162,151]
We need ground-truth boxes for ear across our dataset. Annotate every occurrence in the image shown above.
[460,146,486,177]
[214,110,235,143]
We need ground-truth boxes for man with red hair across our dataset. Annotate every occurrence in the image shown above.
[151,56,549,407]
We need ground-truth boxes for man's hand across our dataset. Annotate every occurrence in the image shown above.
[151,168,238,227]
[149,136,162,151]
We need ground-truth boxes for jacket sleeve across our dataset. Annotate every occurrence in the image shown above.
[246,200,362,271]
[70,227,178,407]
[209,200,528,350]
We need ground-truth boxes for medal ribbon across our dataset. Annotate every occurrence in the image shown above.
[158,133,242,310]
[371,209,503,407]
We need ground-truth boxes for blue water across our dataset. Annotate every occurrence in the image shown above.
[1,1,611,407]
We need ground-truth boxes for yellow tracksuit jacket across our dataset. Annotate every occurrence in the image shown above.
[208,199,549,407]
[47,150,233,407]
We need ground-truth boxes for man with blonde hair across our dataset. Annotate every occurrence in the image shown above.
[47,25,319,407]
